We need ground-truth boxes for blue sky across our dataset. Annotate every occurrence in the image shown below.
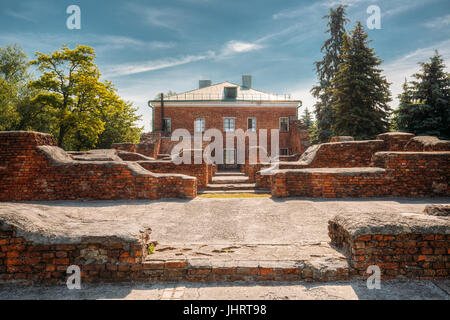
[1,0,449,130]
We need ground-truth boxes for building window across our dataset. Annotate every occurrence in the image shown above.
[280,148,289,156]
[163,118,171,133]
[224,118,235,132]
[224,87,238,99]
[279,117,289,132]
[195,118,205,133]
[247,118,256,132]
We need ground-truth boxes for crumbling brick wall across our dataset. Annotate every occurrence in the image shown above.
[404,136,450,152]
[111,143,136,153]
[0,131,196,201]
[0,221,152,284]
[271,168,387,198]
[138,161,209,188]
[293,140,386,168]
[270,152,450,198]
[376,132,415,151]
[328,212,449,280]
[371,152,450,197]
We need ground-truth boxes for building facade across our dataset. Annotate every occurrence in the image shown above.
[149,75,303,167]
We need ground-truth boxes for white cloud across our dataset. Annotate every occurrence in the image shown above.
[104,52,215,77]
[221,41,263,56]
[4,9,37,22]
[424,14,450,29]
[127,5,190,32]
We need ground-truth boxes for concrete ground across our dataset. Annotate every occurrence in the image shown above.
[1,197,449,245]
[1,197,449,300]
[0,280,448,300]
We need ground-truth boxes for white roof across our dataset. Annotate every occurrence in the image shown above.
[158,82,296,102]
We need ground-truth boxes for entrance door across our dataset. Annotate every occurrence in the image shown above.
[223,148,237,169]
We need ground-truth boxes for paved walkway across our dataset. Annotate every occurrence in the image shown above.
[0,280,448,300]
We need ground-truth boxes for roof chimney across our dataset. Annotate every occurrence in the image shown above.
[199,80,212,89]
[242,75,252,89]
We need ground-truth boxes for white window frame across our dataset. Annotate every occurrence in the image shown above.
[280,148,289,156]
[247,117,256,132]
[195,118,205,133]
[224,117,235,133]
[279,117,289,132]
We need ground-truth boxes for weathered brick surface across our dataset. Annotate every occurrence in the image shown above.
[292,140,386,168]
[328,213,449,280]
[0,131,196,201]
[0,222,151,285]
[139,160,210,188]
[376,132,415,151]
[330,136,354,142]
[271,168,387,198]
[270,152,449,198]
[404,136,450,152]
[111,143,136,153]
[371,152,450,197]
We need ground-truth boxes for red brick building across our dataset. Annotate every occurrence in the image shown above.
[149,75,304,167]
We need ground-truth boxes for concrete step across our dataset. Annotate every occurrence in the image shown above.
[198,189,270,195]
[214,172,245,177]
[205,183,257,191]
[211,176,250,184]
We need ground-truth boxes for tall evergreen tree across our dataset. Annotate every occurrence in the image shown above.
[301,106,313,130]
[311,5,348,143]
[393,79,415,132]
[394,51,449,138]
[331,22,392,140]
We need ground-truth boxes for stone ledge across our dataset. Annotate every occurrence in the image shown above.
[272,167,386,176]
[330,212,449,239]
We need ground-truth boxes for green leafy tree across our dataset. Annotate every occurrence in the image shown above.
[30,45,142,150]
[311,5,348,143]
[0,44,29,130]
[394,51,449,138]
[331,22,392,140]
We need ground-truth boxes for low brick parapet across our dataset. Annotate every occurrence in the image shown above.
[328,212,449,280]
[271,167,387,198]
[0,131,197,201]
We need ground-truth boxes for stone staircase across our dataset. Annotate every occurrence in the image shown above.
[200,171,270,194]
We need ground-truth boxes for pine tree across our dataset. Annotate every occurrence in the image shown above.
[301,107,313,129]
[393,79,415,132]
[331,22,392,140]
[311,5,348,143]
[395,51,449,138]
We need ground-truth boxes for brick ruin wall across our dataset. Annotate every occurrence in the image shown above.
[371,152,450,197]
[0,131,196,201]
[255,132,450,195]
[404,136,450,152]
[0,221,153,284]
[138,161,210,188]
[271,168,387,198]
[328,213,449,280]
[270,152,449,198]
[0,221,351,285]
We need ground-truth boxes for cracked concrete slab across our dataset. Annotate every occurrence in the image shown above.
[1,197,448,245]
[0,280,447,300]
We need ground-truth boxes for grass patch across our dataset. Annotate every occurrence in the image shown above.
[198,193,271,198]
